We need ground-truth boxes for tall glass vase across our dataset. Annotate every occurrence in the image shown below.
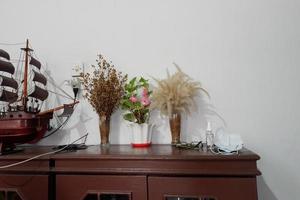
[169,113,181,145]
[99,115,110,145]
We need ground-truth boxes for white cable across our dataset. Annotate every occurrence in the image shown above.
[0,133,88,169]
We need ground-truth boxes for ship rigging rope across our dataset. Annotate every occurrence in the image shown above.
[46,76,74,99]
[0,133,88,169]
[47,89,74,100]
[30,49,74,99]
[15,51,23,90]
[0,42,25,46]
[10,59,25,63]
[15,51,26,98]
[41,93,78,139]
[42,116,71,139]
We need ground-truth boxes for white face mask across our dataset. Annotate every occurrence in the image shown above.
[214,129,243,153]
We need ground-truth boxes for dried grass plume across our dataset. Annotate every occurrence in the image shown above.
[151,63,209,117]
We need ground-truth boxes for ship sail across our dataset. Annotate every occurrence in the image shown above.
[29,57,41,69]
[0,89,18,103]
[0,75,18,90]
[0,49,10,60]
[32,70,47,85]
[29,85,48,101]
[0,49,18,103]
[29,55,48,102]
[0,60,15,74]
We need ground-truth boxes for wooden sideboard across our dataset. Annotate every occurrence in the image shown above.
[0,145,261,200]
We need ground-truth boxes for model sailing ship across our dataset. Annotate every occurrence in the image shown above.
[0,40,78,154]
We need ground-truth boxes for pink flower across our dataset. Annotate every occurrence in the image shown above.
[130,96,138,103]
[141,96,151,106]
[142,88,148,97]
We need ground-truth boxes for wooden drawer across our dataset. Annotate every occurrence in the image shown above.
[56,175,147,200]
[0,175,48,200]
[148,176,258,200]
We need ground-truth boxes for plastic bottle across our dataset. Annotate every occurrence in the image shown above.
[206,121,214,148]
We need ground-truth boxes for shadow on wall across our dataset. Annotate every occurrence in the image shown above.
[257,176,279,200]
[149,110,171,144]
[109,109,124,144]
[39,106,92,145]
[36,68,93,145]
[146,92,227,144]
[181,95,226,142]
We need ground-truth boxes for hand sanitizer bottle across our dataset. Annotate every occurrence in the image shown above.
[206,121,214,149]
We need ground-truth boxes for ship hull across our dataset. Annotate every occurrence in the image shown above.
[0,111,53,153]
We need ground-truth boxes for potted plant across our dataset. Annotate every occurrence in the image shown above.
[152,63,209,144]
[82,55,127,145]
[120,77,154,147]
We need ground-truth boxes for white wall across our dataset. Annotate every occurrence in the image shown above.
[1,0,299,199]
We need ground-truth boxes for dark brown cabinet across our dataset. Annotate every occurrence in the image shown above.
[148,177,258,200]
[0,145,260,200]
[56,175,147,200]
[0,175,48,200]
[0,151,49,200]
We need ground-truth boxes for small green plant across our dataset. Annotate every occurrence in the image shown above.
[120,77,152,124]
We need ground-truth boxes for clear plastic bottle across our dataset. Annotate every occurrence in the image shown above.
[205,121,214,149]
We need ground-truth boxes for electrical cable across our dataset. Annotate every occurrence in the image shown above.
[175,142,239,155]
[0,133,88,169]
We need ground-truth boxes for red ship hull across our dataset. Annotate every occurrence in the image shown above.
[0,111,53,153]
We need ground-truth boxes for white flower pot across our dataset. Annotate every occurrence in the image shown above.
[129,123,154,147]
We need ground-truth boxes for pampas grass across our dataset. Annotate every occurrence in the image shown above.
[152,63,209,117]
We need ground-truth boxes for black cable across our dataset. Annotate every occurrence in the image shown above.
[0,133,89,169]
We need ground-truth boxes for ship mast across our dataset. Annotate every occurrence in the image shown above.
[21,39,32,108]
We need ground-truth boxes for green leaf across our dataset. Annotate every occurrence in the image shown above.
[132,85,138,92]
[120,99,132,110]
[129,77,137,86]
[123,113,136,122]
[139,77,149,87]
[144,108,150,114]
[133,102,142,110]
[139,77,146,83]
[125,83,130,91]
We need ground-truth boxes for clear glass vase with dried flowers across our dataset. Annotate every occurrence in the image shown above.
[82,55,127,145]
[152,63,209,145]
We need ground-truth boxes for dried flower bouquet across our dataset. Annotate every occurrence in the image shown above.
[82,55,127,144]
[152,63,209,144]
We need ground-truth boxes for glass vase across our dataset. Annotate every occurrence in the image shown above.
[169,113,181,145]
[99,115,110,145]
